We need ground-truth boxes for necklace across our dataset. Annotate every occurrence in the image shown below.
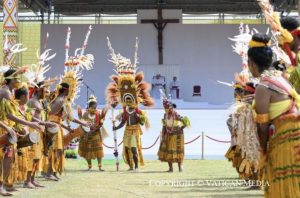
[88,113,96,120]
[261,68,282,78]
[165,112,175,133]
[126,108,135,114]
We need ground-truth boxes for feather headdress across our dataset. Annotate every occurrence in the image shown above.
[64,26,94,71]
[105,37,154,108]
[0,34,29,84]
[57,26,94,104]
[3,33,27,67]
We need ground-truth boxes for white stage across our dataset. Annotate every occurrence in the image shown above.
[41,24,268,107]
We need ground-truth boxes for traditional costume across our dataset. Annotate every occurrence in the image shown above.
[49,26,94,176]
[78,95,108,170]
[256,2,300,196]
[157,98,190,171]
[254,68,300,198]
[0,38,31,194]
[22,43,57,187]
[105,37,154,170]
[258,0,300,92]
[222,24,261,181]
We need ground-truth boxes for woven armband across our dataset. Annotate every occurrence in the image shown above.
[256,113,269,124]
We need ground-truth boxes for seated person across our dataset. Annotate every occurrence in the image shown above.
[151,74,166,99]
[170,76,180,99]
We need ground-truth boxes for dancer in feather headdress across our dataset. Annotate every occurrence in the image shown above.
[222,24,261,185]
[157,90,190,172]
[106,37,154,171]
[254,1,300,197]
[21,37,59,188]
[257,0,300,93]
[46,26,93,180]
[0,37,44,195]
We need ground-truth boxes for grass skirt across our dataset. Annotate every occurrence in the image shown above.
[122,125,144,167]
[264,114,300,198]
[78,128,104,160]
[157,127,184,163]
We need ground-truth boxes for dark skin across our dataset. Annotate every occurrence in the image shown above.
[113,103,141,170]
[82,103,104,171]
[0,80,42,195]
[25,88,57,188]
[248,58,290,152]
[47,89,89,180]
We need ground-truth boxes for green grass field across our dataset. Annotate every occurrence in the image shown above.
[12,159,264,198]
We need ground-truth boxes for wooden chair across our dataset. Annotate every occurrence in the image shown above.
[193,85,201,96]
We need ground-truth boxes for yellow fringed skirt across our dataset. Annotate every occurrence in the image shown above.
[264,114,300,198]
[27,129,44,161]
[49,115,63,150]
[40,155,49,173]
[48,115,65,174]
[17,147,29,182]
[157,127,184,163]
[122,125,144,167]
[78,128,104,160]
[49,148,65,174]
[225,145,259,180]
[4,147,18,186]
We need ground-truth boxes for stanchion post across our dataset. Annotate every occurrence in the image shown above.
[201,131,204,160]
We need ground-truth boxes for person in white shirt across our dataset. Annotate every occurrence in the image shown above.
[170,76,180,99]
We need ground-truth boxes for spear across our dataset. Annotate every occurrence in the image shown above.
[111,105,119,171]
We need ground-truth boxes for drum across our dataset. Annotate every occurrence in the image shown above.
[43,126,59,155]
[17,131,39,149]
[63,127,83,146]
[81,126,91,133]
[0,133,17,148]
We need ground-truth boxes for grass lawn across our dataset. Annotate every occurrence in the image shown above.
[13,159,264,198]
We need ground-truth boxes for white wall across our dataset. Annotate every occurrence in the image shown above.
[41,24,268,107]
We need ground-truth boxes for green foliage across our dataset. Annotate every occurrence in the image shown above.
[65,149,78,159]
[182,116,191,128]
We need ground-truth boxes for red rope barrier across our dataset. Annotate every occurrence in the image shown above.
[103,141,123,149]
[103,134,230,149]
[205,135,231,143]
[102,143,114,149]
[184,135,201,144]
[142,136,160,150]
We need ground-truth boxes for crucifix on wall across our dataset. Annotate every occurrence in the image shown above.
[141,8,179,64]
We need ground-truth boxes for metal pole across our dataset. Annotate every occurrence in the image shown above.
[298,0,300,20]
[86,85,89,106]
[201,131,204,160]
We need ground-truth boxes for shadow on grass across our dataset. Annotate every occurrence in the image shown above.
[156,189,262,197]
[205,194,262,198]
[139,171,170,174]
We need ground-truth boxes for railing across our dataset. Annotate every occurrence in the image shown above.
[102,131,231,160]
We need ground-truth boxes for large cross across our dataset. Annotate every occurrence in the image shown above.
[141,8,179,64]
